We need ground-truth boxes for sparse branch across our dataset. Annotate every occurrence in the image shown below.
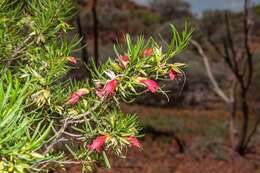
[224,12,237,61]
[9,35,34,60]
[207,37,225,58]
[224,12,242,81]
[244,110,260,147]
[244,0,254,89]
[44,101,102,153]
[222,38,234,70]
[190,39,229,103]
[222,38,245,89]
[4,35,34,70]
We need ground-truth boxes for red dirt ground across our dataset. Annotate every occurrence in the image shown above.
[60,135,260,173]
[58,105,260,173]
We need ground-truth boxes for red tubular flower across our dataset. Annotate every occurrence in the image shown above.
[66,93,80,105]
[118,55,129,68]
[67,56,77,64]
[65,88,89,105]
[127,136,141,148]
[169,69,177,80]
[87,135,107,152]
[143,48,153,57]
[96,79,118,98]
[139,78,159,93]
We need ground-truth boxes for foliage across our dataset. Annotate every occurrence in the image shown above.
[151,0,192,22]
[0,75,57,172]
[0,0,191,172]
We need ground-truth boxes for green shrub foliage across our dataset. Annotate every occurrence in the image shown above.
[0,0,191,172]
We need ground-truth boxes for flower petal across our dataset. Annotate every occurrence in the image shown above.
[87,135,107,152]
[169,69,177,80]
[139,78,159,93]
[143,48,153,57]
[67,56,77,64]
[128,136,141,148]
[96,79,118,98]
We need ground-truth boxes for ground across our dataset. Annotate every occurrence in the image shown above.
[58,104,260,173]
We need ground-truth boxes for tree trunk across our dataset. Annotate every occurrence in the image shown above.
[228,100,237,150]
[236,90,249,154]
[76,15,89,64]
[92,0,99,67]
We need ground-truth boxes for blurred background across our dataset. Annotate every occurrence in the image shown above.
[64,0,260,172]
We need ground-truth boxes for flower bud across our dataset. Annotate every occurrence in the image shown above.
[87,135,107,152]
[143,48,153,57]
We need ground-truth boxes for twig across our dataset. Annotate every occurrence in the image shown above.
[66,101,102,124]
[44,101,102,153]
[44,119,69,154]
[5,35,34,71]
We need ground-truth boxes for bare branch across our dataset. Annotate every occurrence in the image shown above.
[4,35,34,71]
[244,112,260,147]
[190,39,229,103]
[44,101,102,153]
[222,38,234,70]
[224,12,237,61]
[207,37,225,58]
[244,0,254,89]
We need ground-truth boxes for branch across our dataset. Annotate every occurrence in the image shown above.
[44,120,69,154]
[190,39,229,103]
[244,0,254,89]
[9,35,33,60]
[222,38,245,89]
[224,12,241,79]
[207,36,225,58]
[44,101,102,153]
[4,35,34,70]
[222,38,234,70]
[66,101,102,124]
[224,12,237,61]
[244,108,260,147]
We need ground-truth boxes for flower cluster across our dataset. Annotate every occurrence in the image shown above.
[87,135,141,153]
[91,47,182,101]
[83,42,187,155]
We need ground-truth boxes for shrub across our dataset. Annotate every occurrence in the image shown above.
[0,0,191,172]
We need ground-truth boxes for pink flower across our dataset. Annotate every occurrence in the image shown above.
[127,136,141,148]
[139,78,159,93]
[87,135,107,152]
[143,48,153,57]
[66,93,80,105]
[65,88,89,105]
[67,56,77,64]
[169,69,177,80]
[118,55,129,68]
[96,79,118,98]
